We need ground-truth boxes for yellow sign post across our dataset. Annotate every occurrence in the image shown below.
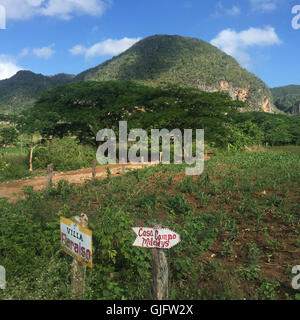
[60,216,93,269]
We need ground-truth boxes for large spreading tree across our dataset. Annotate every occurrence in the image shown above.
[25,80,244,147]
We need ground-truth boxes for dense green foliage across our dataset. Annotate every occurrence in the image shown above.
[0,126,18,146]
[26,80,239,143]
[25,80,245,146]
[0,138,95,182]
[33,137,96,171]
[231,112,300,146]
[0,81,299,184]
[271,85,300,114]
[0,71,74,113]
[75,35,274,112]
[0,147,299,300]
[25,80,299,150]
[0,153,32,182]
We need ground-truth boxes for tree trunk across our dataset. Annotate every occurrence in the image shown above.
[20,134,23,153]
[29,146,36,172]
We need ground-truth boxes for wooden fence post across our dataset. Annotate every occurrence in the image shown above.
[151,223,168,300]
[71,213,88,299]
[29,145,37,172]
[141,156,145,168]
[92,160,97,180]
[20,134,23,154]
[121,157,125,173]
[46,163,53,189]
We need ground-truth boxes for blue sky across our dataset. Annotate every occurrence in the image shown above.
[0,0,299,88]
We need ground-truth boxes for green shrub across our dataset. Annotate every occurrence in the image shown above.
[165,193,193,215]
[258,279,280,300]
[0,153,31,182]
[33,137,96,171]
[0,126,18,147]
[247,243,260,265]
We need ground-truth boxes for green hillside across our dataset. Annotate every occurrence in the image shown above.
[75,34,275,113]
[0,71,75,113]
[271,85,300,115]
[0,35,286,115]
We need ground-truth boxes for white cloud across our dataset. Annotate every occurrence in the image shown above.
[0,0,111,20]
[19,48,30,57]
[250,0,278,12]
[0,0,38,19]
[226,5,241,16]
[214,2,241,17]
[70,37,141,58]
[40,0,110,20]
[33,44,55,59]
[91,25,99,33]
[210,26,282,68]
[27,0,44,7]
[69,44,86,55]
[0,55,22,80]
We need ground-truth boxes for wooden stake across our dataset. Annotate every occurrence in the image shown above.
[92,160,97,180]
[141,156,145,168]
[151,223,168,300]
[29,145,36,172]
[46,163,53,189]
[121,157,125,173]
[71,213,88,299]
[20,134,23,154]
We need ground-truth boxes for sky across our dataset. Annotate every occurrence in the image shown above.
[0,0,299,88]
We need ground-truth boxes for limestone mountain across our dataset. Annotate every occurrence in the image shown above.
[271,85,300,115]
[0,70,75,113]
[75,34,275,113]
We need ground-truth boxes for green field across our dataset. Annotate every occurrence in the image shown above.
[0,147,299,300]
[0,138,96,183]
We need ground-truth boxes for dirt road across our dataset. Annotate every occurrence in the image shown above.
[0,152,211,202]
[0,163,154,202]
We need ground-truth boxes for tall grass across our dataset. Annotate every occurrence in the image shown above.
[0,153,31,182]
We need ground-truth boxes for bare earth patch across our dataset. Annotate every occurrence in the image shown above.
[0,163,156,202]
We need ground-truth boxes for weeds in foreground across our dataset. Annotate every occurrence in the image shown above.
[0,147,299,300]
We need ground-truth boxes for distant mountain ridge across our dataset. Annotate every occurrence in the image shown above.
[0,70,75,113]
[271,85,300,115]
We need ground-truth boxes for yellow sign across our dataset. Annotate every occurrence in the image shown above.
[60,217,93,268]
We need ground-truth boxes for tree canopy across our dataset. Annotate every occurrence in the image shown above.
[25,80,244,147]
[16,80,300,150]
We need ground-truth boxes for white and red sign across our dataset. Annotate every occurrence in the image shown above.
[60,217,93,268]
[132,227,180,249]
